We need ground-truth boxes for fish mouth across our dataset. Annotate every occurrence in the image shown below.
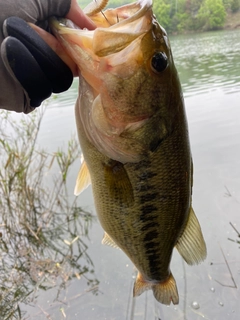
[50,0,170,164]
[50,0,154,58]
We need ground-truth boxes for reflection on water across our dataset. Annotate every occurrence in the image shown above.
[1,28,240,319]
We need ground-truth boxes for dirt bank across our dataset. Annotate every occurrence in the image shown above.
[224,11,240,30]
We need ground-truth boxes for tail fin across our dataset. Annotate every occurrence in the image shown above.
[152,273,179,305]
[133,272,152,297]
[133,272,179,305]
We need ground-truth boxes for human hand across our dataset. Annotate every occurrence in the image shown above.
[0,0,95,113]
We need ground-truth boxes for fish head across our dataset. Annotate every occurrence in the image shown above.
[51,0,183,162]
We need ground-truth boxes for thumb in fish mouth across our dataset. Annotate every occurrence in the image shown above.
[65,0,96,30]
[29,23,78,77]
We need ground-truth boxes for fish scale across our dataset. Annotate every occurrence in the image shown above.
[51,0,207,305]
[122,116,190,278]
[79,111,189,283]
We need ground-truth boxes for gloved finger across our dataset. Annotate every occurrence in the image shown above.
[3,16,73,93]
[1,37,52,108]
[29,23,78,76]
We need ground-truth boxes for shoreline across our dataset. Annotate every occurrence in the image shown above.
[170,10,240,35]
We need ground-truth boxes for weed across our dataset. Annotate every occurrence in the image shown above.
[0,108,98,319]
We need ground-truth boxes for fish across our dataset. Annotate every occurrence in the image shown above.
[50,0,207,305]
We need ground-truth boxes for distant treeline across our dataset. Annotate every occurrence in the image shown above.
[78,0,240,33]
[153,0,239,33]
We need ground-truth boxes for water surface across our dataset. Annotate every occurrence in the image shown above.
[2,28,240,319]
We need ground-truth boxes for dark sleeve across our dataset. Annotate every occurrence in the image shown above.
[0,0,71,113]
[0,0,71,26]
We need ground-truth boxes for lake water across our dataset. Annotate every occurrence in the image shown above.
[1,28,240,319]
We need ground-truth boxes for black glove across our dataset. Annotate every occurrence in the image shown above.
[2,16,73,108]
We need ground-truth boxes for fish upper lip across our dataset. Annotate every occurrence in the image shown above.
[52,0,152,30]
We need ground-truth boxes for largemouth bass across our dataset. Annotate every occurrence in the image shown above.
[51,0,207,305]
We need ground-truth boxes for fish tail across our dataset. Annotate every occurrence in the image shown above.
[133,272,179,305]
[133,272,152,297]
[152,273,179,305]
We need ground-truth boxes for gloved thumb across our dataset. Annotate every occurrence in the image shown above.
[1,17,73,107]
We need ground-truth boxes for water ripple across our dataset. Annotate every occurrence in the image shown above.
[170,29,240,95]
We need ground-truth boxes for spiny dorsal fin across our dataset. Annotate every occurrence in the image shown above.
[74,158,91,196]
[102,232,119,249]
[175,207,207,265]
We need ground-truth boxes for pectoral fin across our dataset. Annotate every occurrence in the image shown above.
[74,159,91,196]
[102,232,119,249]
[175,207,207,265]
[104,160,134,206]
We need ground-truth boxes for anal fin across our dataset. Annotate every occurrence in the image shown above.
[176,207,207,265]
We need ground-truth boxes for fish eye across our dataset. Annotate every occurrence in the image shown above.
[151,52,168,73]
